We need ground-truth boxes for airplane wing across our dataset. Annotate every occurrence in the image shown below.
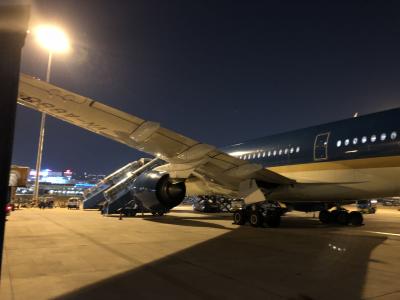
[18,74,294,196]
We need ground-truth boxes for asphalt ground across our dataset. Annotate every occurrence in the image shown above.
[1,205,400,300]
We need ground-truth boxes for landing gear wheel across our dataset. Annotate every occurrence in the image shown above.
[337,210,350,225]
[249,211,263,227]
[265,212,281,228]
[233,210,246,225]
[330,209,340,223]
[349,211,363,226]
[319,210,331,224]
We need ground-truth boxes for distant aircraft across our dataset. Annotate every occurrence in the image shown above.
[18,74,400,227]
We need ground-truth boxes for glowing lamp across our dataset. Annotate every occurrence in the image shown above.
[34,25,70,53]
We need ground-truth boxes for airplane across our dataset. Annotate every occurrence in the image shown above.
[17,74,400,227]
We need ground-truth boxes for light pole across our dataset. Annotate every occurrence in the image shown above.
[32,25,70,204]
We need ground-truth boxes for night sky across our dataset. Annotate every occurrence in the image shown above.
[12,0,400,174]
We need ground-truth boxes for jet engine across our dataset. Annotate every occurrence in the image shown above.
[132,170,186,212]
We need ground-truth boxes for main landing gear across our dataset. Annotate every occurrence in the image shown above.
[233,202,284,228]
[319,208,363,226]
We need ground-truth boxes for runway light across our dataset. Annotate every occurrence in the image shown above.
[34,25,70,53]
[328,243,347,252]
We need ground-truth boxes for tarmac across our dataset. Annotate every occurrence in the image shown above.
[1,205,400,300]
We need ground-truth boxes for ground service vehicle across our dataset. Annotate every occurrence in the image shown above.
[357,200,377,214]
[67,198,80,209]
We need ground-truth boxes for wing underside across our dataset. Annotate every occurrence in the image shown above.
[18,74,294,196]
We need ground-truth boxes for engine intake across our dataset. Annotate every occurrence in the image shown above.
[133,170,186,212]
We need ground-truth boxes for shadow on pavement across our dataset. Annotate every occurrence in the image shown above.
[145,214,359,230]
[142,215,234,230]
[55,218,386,300]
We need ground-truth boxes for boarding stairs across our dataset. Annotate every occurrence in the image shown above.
[82,158,152,209]
[101,157,161,215]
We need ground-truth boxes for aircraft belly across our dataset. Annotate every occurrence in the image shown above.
[277,169,356,184]
[269,166,400,202]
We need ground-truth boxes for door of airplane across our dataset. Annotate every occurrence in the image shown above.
[314,132,330,161]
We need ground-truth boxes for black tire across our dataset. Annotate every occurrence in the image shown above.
[337,210,350,225]
[330,209,340,223]
[233,211,246,225]
[265,212,281,228]
[319,210,331,224]
[249,211,263,227]
[349,211,363,226]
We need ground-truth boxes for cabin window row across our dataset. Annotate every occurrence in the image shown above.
[239,146,301,160]
[336,131,397,148]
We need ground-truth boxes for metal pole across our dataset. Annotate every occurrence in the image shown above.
[46,51,52,82]
[33,51,52,203]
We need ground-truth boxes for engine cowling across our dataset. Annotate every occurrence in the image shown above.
[132,170,186,212]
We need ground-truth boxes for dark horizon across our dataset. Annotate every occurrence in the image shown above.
[13,0,400,174]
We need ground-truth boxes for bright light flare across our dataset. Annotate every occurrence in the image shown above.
[34,25,70,53]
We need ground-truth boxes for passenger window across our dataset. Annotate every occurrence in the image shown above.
[268,151,271,157]
[391,131,397,140]
[380,133,387,141]
[296,146,300,153]
[290,147,294,153]
[257,152,261,158]
[252,153,256,159]
[284,148,288,154]
[278,149,282,155]
[353,137,358,145]
[336,140,342,147]
[262,151,266,157]
[371,135,377,143]
[273,150,277,156]
[361,136,367,144]
[344,139,350,146]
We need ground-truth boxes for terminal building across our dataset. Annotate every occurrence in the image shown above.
[16,168,104,198]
